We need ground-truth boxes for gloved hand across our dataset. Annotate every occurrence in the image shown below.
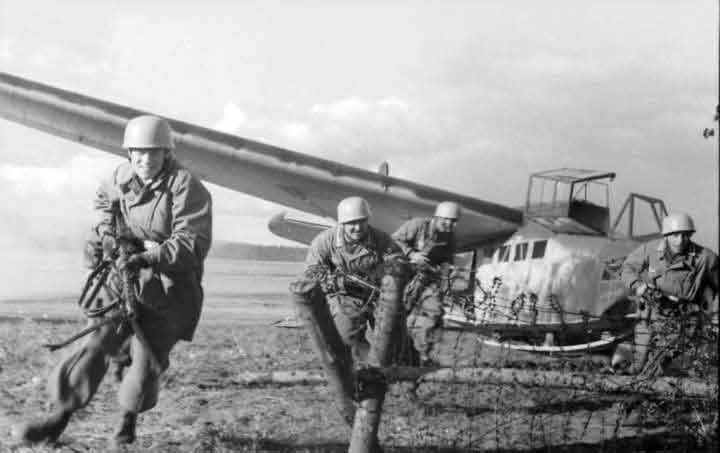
[83,240,103,268]
[634,282,650,297]
[118,253,151,272]
[101,234,117,260]
[409,251,429,266]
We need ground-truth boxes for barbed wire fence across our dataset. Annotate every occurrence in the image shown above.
[385,266,719,451]
[284,263,718,452]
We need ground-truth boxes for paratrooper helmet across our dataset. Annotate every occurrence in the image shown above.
[337,197,371,224]
[122,115,174,149]
[434,201,462,220]
[661,212,695,236]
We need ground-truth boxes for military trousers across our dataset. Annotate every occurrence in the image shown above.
[631,306,704,377]
[47,304,179,414]
[327,294,376,364]
[405,282,444,361]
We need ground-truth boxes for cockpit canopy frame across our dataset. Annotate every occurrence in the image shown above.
[525,168,615,235]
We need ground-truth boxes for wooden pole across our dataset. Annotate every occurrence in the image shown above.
[234,366,716,398]
[290,279,357,425]
[348,268,404,453]
[387,366,716,398]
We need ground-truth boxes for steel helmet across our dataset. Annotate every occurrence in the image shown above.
[122,115,174,149]
[434,201,461,220]
[661,212,695,235]
[337,196,371,223]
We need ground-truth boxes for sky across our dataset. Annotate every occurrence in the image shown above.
[0,0,717,259]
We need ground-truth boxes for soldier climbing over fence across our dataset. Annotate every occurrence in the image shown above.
[290,196,409,452]
[392,201,461,366]
[619,212,718,378]
[616,212,718,428]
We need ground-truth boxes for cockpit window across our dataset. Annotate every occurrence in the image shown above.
[610,193,667,240]
[497,245,511,262]
[514,243,528,261]
[531,240,547,259]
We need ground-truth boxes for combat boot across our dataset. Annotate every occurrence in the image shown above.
[12,410,71,444]
[110,411,137,448]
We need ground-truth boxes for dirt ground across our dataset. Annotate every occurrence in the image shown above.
[0,300,716,452]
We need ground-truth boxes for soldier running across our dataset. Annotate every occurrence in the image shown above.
[13,115,213,448]
[392,201,461,365]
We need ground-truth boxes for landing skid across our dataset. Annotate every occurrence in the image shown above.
[442,312,635,355]
[476,331,632,354]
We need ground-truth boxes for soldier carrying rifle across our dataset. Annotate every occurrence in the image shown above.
[619,212,718,377]
[13,115,213,448]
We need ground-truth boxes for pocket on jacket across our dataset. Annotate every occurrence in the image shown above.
[138,269,171,310]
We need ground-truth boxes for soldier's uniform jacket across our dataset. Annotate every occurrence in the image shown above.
[306,225,402,285]
[94,157,213,341]
[621,238,718,311]
[392,217,456,267]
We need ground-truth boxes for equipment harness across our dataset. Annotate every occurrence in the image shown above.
[42,219,161,371]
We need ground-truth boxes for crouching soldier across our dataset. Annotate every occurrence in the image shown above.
[13,115,213,448]
[392,201,461,365]
[304,196,407,364]
[619,212,718,377]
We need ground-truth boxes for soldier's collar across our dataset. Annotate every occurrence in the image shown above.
[125,176,144,195]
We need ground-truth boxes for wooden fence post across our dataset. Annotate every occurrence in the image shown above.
[349,266,404,453]
[290,279,357,425]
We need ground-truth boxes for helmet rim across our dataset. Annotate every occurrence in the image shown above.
[434,201,461,220]
[337,196,371,224]
[122,115,174,150]
[661,213,695,236]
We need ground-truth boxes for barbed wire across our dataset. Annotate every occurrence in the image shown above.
[439,272,719,328]
[300,262,717,449]
[445,293,719,329]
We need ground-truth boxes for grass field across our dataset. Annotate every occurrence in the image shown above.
[0,258,716,452]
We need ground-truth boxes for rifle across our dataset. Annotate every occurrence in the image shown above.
[306,265,381,311]
[43,233,162,372]
[636,286,702,318]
